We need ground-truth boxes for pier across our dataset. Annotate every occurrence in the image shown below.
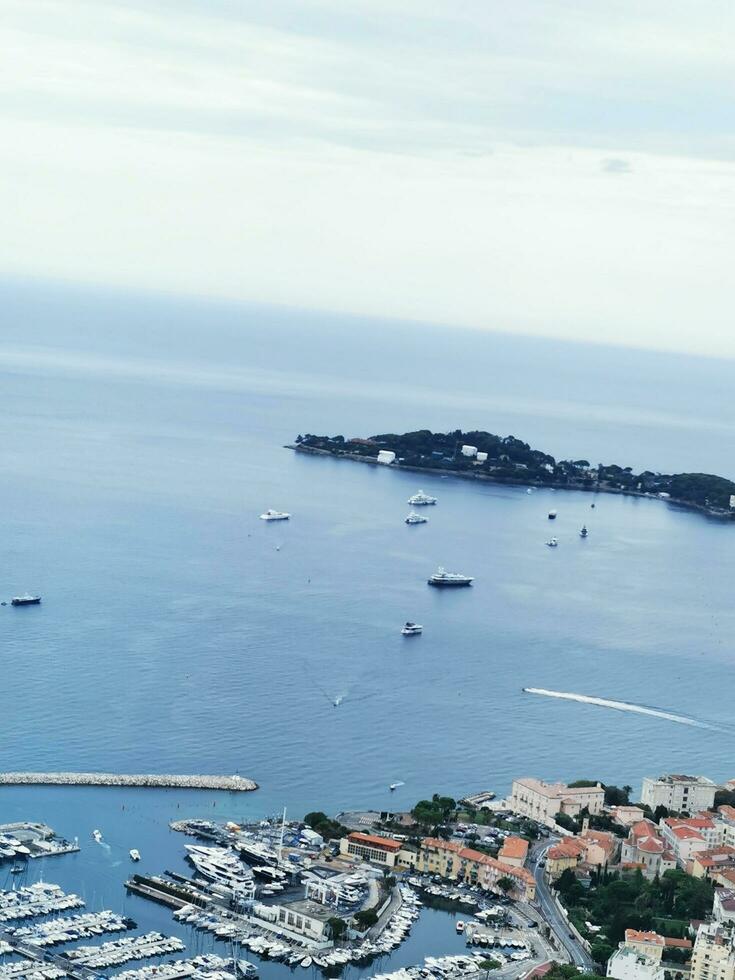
[0,772,257,792]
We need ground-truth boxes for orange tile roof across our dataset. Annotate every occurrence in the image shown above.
[421,838,535,885]
[348,832,402,851]
[664,938,692,949]
[719,805,735,821]
[499,836,529,861]
[670,827,705,841]
[548,838,586,860]
[626,930,665,946]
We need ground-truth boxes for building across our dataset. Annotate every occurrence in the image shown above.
[273,900,333,942]
[714,890,735,927]
[510,778,605,826]
[690,847,735,880]
[498,836,529,868]
[377,449,396,464]
[580,828,619,867]
[641,775,717,815]
[546,837,587,878]
[476,452,488,463]
[607,946,666,980]
[416,838,536,902]
[339,832,402,867]
[624,931,666,962]
[611,806,647,828]
[620,820,677,880]
[461,445,478,457]
[690,922,735,980]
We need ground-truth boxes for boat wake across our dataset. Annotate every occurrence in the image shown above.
[523,687,732,733]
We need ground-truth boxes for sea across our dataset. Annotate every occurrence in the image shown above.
[0,277,733,972]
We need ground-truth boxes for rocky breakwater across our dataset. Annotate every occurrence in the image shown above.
[0,772,258,791]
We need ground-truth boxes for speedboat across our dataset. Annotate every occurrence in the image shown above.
[405,511,428,524]
[129,849,141,861]
[408,490,437,506]
[548,510,557,520]
[545,538,558,547]
[389,781,404,791]
[456,921,466,933]
[260,509,290,521]
[92,830,103,843]
[11,594,41,606]
[428,567,473,587]
[401,622,423,635]
[580,525,588,537]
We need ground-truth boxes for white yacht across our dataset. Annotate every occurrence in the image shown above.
[401,622,423,635]
[405,511,428,524]
[428,567,473,587]
[456,921,466,933]
[407,490,437,506]
[92,830,103,843]
[260,509,290,521]
[129,849,141,861]
[548,510,557,520]
[545,538,558,547]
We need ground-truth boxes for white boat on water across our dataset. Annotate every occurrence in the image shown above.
[408,490,437,506]
[545,538,558,547]
[260,509,290,521]
[92,830,103,843]
[548,510,557,519]
[405,511,428,524]
[129,849,141,861]
[456,921,466,933]
[401,621,423,635]
[428,567,473,587]
[580,525,588,537]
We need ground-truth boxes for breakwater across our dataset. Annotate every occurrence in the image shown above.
[0,772,257,791]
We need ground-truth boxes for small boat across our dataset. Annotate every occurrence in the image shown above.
[260,509,290,521]
[129,849,141,861]
[237,962,258,979]
[11,595,41,606]
[408,490,437,506]
[545,538,558,547]
[92,829,103,843]
[428,567,473,587]
[300,957,312,968]
[580,525,588,538]
[591,502,596,508]
[405,511,428,525]
[401,621,423,635]
[456,921,466,933]
[548,510,557,520]
[389,781,405,791]
[10,864,25,874]
[333,696,343,707]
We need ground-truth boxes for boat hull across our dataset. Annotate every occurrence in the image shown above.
[427,579,472,587]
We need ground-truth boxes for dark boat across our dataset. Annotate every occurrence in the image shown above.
[11,595,41,606]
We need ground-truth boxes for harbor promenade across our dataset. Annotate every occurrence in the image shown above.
[0,772,257,791]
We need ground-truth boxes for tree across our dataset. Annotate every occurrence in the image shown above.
[604,785,631,807]
[554,811,578,833]
[354,909,378,929]
[496,877,515,895]
[653,805,670,823]
[327,917,347,940]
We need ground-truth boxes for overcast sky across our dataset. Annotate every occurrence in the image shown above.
[2,0,734,355]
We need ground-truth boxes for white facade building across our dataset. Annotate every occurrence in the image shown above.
[641,775,716,814]
[510,778,604,826]
[690,923,735,980]
[476,452,488,463]
[607,947,666,980]
[461,445,478,457]
[377,450,396,464]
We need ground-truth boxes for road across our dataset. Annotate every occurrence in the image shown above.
[528,841,596,973]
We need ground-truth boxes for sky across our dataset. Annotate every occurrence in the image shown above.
[1,0,734,356]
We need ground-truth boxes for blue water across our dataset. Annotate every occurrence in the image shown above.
[0,278,733,968]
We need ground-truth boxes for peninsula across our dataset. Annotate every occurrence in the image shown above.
[290,430,735,518]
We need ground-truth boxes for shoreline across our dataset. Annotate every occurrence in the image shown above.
[286,444,735,521]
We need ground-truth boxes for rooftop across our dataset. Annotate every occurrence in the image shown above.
[499,836,529,861]
[347,832,402,852]
[514,777,603,800]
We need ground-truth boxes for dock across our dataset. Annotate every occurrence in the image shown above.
[0,773,257,792]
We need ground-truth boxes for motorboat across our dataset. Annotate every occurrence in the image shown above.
[456,921,465,933]
[545,538,558,547]
[408,490,437,506]
[428,567,473,587]
[129,849,141,861]
[548,510,557,520]
[401,621,423,635]
[405,511,428,524]
[580,525,588,537]
[260,509,290,521]
[92,830,103,843]
[11,595,41,606]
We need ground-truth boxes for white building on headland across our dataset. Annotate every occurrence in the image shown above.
[377,450,396,464]
[641,774,716,814]
[461,445,478,457]
[510,777,605,826]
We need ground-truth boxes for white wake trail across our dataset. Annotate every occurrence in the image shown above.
[524,687,730,733]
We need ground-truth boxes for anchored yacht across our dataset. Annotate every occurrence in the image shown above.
[92,830,103,843]
[129,849,141,861]
[260,509,290,521]
[405,511,428,524]
[546,538,558,547]
[11,595,41,606]
[548,510,557,520]
[428,567,473,587]
[408,490,437,506]
[401,622,423,635]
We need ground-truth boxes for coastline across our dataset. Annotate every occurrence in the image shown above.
[286,443,735,521]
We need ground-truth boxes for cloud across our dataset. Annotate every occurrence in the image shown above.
[0,0,734,355]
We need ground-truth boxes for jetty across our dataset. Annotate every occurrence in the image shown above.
[0,772,257,792]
